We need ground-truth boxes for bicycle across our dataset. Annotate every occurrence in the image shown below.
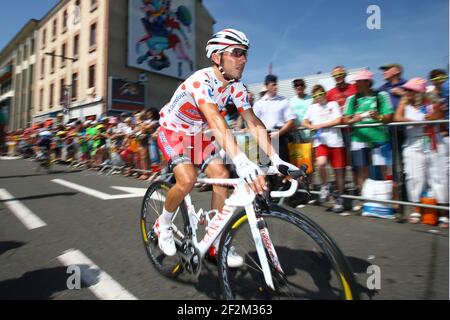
[140,164,359,300]
[35,146,52,173]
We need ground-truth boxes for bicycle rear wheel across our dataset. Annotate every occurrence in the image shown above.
[217,204,359,300]
[140,180,189,278]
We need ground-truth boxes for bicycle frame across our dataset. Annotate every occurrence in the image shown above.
[170,166,299,290]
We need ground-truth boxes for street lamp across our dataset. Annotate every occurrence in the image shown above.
[45,52,77,123]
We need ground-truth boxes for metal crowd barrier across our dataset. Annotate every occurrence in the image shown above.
[233,120,449,213]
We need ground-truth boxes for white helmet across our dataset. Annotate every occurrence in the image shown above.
[206,28,249,59]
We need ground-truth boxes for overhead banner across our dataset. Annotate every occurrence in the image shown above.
[108,77,147,112]
[128,0,196,80]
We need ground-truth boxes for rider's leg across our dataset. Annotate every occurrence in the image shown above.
[163,163,197,214]
[204,159,230,212]
[157,163,197,256]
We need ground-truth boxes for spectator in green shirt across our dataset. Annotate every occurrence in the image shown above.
[343,70,394,199]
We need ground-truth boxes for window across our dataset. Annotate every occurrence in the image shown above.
[40,57,45,79]
[41,29,46,49]
[39,88,44,111]
[31,38,35,54]
[71,73,78,101]
[89,23,97,51]
[50,50,56,73]
[73,34,79,58]
[49,83,54,108]
[62,10,68,32]
[61,43,67,68]
[52,19,57,41]
[91,0,98,11]
[60,78,66,105]
[23,44,28,60]
[88,64,96,89]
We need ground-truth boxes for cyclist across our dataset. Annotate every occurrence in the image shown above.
[154,28,297,264]
[35,128,53,164]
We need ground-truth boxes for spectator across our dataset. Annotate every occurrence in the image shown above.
[326,66,358,111]
[259,85,268,99]
[253,74,296,162]
[394,78,448,227]
[428,69,449,139]
[303,85,346,213]
[290,78,312,126]
[0,108,6,155]
[327,66,358,196]
[343,70,394,213]
[378,63,407,110]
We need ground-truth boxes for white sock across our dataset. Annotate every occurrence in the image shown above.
[159,208,174,227]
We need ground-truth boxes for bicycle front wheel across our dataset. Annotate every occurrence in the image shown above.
[217,204,359,300]
[140,180,189,278]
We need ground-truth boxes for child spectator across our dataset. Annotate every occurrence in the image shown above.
[303,85,346,213]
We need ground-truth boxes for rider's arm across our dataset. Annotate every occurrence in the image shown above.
[198,102,267,194]
[198,102,245,159]
[239,108,277,158]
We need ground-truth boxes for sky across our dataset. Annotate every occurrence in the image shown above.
[0,0,448,88]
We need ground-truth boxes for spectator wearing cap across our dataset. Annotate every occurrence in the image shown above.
[290,79,312,127]
[343,70,394,213]
[253,74,296,162]
[394,78,448,227]
[303,85,346,213]
[326,66,358,112]
[378,63,407,110]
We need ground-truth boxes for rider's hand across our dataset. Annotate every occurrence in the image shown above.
[232,153,267,195]
[270,154,298,183]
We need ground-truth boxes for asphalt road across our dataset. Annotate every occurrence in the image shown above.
[0,158,448,300]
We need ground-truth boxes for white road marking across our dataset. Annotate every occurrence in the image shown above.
[58,249,137,300]
[0,189,47,230]
[0,156,22,160]
[52,179,146,200]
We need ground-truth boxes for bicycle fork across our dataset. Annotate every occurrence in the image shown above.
[245,205,284,291]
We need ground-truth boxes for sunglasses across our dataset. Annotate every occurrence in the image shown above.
[294,83,305,88]
[332,72,346,78]
[221,47,248,58]
[430,75,448,82]
[312,92,326,99]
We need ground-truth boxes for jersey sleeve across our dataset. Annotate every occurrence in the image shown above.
[231,82,252,113]
[343,95,356,116]
[378,91,394,115]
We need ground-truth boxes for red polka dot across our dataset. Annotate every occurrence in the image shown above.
[171,123,177,128]
[163,122,167,127]
[198,99,206,105]
[238,107,244,113]
[231,86,235,94]
[236,91,243,98]
[160,112,165,117]
[181,124,190,129]
[218,87,223,94]
[181,84,186,90]
[193,81,201,89]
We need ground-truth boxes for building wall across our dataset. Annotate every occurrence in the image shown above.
[107,0,215,111]
[33,0,108,122]
[0,20,38,131]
